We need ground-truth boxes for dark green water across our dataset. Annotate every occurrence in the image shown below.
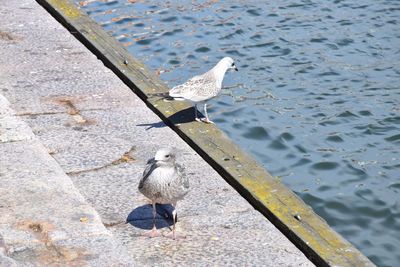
[75,1,400,266]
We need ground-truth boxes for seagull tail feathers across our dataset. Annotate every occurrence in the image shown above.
[168,87,186,101]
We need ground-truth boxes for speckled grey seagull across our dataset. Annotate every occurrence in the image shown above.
[169,57,238,124]
[138,148,189,239]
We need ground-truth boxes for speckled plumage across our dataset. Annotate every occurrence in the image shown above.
[169,57,238,123]
[138,157,189,204]
[138,148,189,239]
[169,72,221,103]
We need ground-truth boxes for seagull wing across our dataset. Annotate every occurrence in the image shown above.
[169,74,216,102]
[138,158,158,190]
[176,163,189,189]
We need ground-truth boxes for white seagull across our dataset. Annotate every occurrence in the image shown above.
[138,148,189,239]
[169,57,238,123]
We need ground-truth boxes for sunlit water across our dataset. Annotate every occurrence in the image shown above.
[75,1,400,266]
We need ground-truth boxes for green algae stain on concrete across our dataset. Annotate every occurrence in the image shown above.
[240,175,371,266]
[48,0,81,19]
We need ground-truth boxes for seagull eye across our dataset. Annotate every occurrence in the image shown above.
[231,63,235,67]
[165,154,170,158]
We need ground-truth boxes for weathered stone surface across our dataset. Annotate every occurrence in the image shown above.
[0,108,134,265]
[0,0,313,266]
[0,95,34,143]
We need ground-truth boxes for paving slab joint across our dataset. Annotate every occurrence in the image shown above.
[66,145,136,176]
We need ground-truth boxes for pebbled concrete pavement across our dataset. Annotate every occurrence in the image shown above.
[0,0,314,266]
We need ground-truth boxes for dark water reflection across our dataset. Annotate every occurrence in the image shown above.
[76,1,400,266]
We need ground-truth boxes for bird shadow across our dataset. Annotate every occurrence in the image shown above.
[136,121,166,130]
[136,106,201,129]
[126,204,175,230]
[168,106,201,125]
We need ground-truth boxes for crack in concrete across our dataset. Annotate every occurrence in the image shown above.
[17,107,106,117]
[56,99,95,125]
[66,146,136,176]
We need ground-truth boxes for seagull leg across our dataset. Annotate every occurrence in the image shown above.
[202,103,214,124]
[194,104,201,122]
[142,202,161,238]
[164,203,186,239]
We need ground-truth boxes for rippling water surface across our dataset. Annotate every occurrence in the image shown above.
[75,1,400,265]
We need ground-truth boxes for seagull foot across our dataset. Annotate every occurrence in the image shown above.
[164,230,186,240]
[142,228,161,238]
[195,118,202,122]
[201,118,214,124]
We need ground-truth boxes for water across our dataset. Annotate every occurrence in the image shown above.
[75,1,400,266]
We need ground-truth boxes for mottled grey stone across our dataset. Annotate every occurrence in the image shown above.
[0,114,35,143]
[0,129,133,265]
[0,95,34,143]
[0,255,20,267]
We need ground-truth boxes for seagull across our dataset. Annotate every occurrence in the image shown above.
[169,57,238,124]
[138,148,189,239]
